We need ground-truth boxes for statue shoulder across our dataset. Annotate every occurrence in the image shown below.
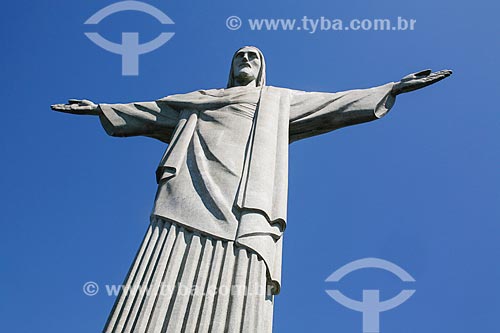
[263,85,302,98]
[158,88,224,101]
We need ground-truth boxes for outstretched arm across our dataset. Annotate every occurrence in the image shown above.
[51,98,180,144]
[289,69,452,142]
[289,83,396,142]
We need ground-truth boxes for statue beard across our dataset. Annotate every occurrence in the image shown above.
[233,71,257,86]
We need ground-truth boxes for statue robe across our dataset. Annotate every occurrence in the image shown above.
[98,83,396,294]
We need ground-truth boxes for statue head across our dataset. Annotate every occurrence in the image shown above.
[227,46,266,88]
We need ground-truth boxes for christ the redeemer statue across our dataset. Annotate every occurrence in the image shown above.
[52,46,451,333]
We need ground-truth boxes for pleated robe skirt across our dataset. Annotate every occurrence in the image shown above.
[103,217,274,333]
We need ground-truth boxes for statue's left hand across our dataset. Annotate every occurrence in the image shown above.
[391,69,452,96]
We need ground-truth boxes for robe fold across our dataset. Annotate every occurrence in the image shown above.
[98,82,396,294]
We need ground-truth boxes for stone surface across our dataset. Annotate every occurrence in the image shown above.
[51,46,451,332]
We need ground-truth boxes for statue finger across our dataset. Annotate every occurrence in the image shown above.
[51,104,64,110]
[52,104,74,113]
[68,99,82,104]
[420,75,447,87]
[424,70,453,83]
[414,69,432,78]
[432,69,453,77]
[401,73,416,81]
[81,99,93,105]
[52,104,69,111]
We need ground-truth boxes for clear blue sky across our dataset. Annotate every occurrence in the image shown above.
[1,0,499,332]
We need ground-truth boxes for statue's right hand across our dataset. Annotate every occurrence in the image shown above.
[51,99,99,115]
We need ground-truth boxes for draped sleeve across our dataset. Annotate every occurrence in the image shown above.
[289,83,396,142]
[98,100,180,144]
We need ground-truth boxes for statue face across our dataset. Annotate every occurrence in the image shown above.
[232,48,261,86]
